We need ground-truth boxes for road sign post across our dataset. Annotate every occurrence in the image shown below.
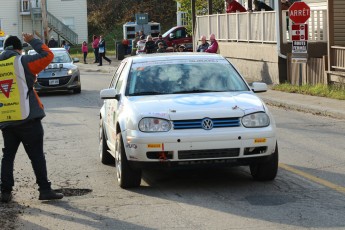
[289,2,310,85]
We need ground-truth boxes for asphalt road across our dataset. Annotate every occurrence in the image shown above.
[0,65,344,230]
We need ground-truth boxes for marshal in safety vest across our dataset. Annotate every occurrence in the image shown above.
[0,56,30,122]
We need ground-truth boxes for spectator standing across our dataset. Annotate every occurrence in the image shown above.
[155,34,167,50]
[197,35,209,52]
[47,36,58,48]
[61,40,70,52]
[122,39,130,55]
[156,42,166,53]
[98,35,111,66]
[92,35,100,63]
[205,34,218,53]
[139,30,146,40]
[225,0,247,13]
[131,32,140,55]
[144,35,156,54]
[82,41,88,64]
[253,0,274,11]
[0,33,64,202]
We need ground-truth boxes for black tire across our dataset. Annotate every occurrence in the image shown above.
[73,87,81,94]
[115,133,142,188]
[250,143,279,181]
[99,118,114,165]
[117,44,125,60]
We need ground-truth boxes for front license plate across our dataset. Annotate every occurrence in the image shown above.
[49,79,59,85]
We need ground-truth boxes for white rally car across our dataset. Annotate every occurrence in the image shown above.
[99,53,278,188]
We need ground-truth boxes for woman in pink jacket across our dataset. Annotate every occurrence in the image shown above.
[82,41,88,64]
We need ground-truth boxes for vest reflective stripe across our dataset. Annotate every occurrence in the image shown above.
[0,56,30,122]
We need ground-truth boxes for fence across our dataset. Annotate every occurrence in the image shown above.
[195,10,328,44]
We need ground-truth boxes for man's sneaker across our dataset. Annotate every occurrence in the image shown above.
[39,190,64,200]
[1,192,12,203]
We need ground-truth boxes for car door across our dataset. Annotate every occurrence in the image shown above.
[107,61,129,150]
[103,61,127,150]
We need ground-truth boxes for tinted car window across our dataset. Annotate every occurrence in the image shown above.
[125,59,249,96]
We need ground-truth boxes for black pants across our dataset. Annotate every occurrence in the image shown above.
[1,119,51,192]
[94,48,99,63]
[83,52,88,63]
[99,52,111,66]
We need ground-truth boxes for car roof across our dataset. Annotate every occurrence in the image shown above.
[128,52,225,63]
[49,48,67,51]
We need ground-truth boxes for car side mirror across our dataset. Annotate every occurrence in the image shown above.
[251,82,268,93]
[100,88,121,100]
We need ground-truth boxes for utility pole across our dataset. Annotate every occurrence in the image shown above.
[41,0,49,44]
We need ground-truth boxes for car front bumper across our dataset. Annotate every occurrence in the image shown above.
[122,127,277,165]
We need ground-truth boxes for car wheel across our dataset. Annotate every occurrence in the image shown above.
[99,118,114,165]
[250,143,278,181]
[73,87,81,94]
[115,133,142,188]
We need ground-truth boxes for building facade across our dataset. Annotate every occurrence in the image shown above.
[0,0,87,45]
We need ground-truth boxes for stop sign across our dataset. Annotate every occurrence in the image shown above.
[289,2,310,24]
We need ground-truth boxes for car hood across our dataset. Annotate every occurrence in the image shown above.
[126,92,265,120]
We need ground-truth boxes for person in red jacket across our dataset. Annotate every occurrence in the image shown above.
[205,34,218,53]
[226,0,247,13]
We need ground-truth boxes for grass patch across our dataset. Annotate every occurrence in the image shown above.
[272,83,345,100]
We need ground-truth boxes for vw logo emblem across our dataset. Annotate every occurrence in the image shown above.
[201,118,213,130]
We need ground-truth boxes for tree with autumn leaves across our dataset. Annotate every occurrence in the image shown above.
[87,0,226,40]
[87,0,177,38]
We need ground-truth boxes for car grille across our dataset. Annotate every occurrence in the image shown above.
[173,117,240,130]
[178,148,240,159]
[37,76,71,87]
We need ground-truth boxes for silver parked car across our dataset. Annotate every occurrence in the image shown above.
[100,53,278,188]
[28,48,81,94]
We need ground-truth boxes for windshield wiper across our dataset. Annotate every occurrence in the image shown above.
[129,91,163,96]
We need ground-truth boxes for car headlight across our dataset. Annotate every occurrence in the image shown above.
[67,69,74,75]
[242,112,270,128]
[139,118,171,132]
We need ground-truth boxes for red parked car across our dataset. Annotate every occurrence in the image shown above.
[136,26,193,54]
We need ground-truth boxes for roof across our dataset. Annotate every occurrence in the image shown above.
[128,52,224,63]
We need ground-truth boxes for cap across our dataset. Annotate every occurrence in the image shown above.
[158,42,163,46]
[4,35,23,50]
[179,44,185,48]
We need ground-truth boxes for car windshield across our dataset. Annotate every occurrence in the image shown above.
[51,51,72,63]
[125,59,249,96]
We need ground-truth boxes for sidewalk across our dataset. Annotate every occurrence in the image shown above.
[258,90,345,120]
[76,57,345,120]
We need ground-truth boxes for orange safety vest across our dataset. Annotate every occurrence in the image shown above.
[0,56,30,122]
